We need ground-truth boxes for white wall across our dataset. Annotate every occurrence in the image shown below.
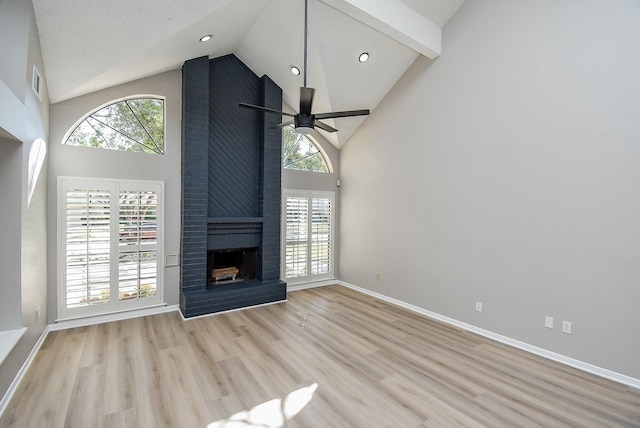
[340,0,640,379]
[47,70,182,322]
[0,0,27,102]
[0,138,23,331]
[0,0,49,403]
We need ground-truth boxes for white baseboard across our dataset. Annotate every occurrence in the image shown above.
[337,280,640,390]
[50,304,180,331]
[0,326,49,419]
[287,279,337,292]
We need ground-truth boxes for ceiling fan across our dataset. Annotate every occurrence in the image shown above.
[239,0,370,134]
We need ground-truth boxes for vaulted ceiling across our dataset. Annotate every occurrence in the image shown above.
[32,0,464,148]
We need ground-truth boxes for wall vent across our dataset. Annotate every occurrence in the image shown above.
[32,65,43,100]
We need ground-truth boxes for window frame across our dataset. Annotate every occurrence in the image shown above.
[61,95,166,155]
[57,176,165,320]
[282,126,333,173]
[281,189,335,284]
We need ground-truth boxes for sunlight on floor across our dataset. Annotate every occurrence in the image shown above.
[207,382,318,428]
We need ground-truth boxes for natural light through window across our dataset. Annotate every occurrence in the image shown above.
[64,97,165,154]
[27,138,46,206]
[282,126,329,172]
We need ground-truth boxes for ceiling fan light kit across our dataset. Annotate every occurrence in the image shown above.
[294,115,315,134]
[239,0,369,134]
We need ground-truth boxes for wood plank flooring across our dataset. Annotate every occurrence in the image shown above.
[1,285,638,427]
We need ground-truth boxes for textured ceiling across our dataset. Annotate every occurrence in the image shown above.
[32,0,465,147]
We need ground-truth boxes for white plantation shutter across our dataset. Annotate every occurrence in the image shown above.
[118,190,158,301]
[285,196,308,278]
[283,190,334,283]
[64,187,111,308]
[311,197,331,275]
[59,178,163,320]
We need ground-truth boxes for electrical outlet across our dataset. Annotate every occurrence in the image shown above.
[375,273,380,280]
[475,301,483,313]
[562,321,572,334]
[545,316,554,329]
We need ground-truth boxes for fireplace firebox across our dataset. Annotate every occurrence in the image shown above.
[207,248,257,285]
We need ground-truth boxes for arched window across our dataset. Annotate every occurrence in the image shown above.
[282,126,330,172]
[63,97,165,154]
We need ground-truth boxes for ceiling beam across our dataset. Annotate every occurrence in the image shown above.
[318,0,441,58]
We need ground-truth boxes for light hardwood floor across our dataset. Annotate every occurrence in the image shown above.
[1,285,639,427]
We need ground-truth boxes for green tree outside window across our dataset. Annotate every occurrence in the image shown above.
[65,97,164,154]
[282,126,328,172]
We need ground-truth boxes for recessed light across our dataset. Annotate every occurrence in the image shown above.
[199,34,212,42]
[291,66,301,76]
[358,52,370,62]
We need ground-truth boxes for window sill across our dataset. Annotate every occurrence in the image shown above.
[0,327,27,366]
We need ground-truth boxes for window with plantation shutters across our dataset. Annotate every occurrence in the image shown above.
[283,190,334,283]
[58,178,164,320]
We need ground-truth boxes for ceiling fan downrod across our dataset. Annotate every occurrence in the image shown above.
[303,0,308,88]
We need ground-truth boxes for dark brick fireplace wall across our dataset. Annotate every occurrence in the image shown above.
[180,54,286,318]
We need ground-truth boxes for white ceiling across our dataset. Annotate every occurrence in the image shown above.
[32,0,465,148]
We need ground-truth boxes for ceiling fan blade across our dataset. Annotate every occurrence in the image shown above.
[299,87,315,115]
[239,102,295,117]
[314,109,370,120]
[314,120,338,133]
[272,120,295,129]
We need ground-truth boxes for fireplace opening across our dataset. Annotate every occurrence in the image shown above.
[207,248,257,285]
